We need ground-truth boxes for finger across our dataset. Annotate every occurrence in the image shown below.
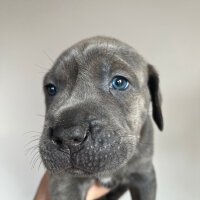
[86,183,110,200]
[34,171,50,200]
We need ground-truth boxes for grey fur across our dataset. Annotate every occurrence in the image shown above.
[39,36,163,200]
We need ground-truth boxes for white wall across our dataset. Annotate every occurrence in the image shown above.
[0,0,199,199]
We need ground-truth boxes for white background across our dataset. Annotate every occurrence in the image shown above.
[0,0,200,199]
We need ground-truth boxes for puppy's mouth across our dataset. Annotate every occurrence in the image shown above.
[65,167,94,176]
[39,128,136,176]
[39,141,94,176]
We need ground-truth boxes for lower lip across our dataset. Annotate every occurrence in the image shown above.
[68,168,93,175]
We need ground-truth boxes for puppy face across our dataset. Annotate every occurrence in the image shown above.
[39,37,163,177]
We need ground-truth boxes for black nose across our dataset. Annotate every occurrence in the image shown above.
[50,124,88,148]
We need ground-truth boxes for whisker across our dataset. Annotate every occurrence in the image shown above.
[30,151,39,168]
[29,135,41,139]
[36,114,45,118]
[43,51,54,64]
[35,64,49,70]
[38,160,43,171]
[23,131,42,136]
[25,138,40,148]
[25,144,39,156]
[33,155,41,169]
[32,157,39,169]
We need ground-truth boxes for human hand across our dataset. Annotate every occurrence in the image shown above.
[34,172,110,200]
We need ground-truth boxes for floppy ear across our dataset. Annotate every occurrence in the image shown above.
[147,64,163,131]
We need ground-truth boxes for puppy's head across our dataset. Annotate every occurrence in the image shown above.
[39,36,163,177]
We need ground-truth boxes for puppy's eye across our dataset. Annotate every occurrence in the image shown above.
[45,84,57,96]
[111,76,129,90]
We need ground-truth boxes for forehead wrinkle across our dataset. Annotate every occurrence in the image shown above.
[113,54,131,67]
[56,60,70,79]
[53,73,97,118]
[77,42,118,76]
[49,50,82,90]
[113,54,147,87]
[83,42,119,56]
[46,59,73,85]
[81,42,145,78]
[59,47,86,75]
[109,55,139,80]
[60,47,79,63]
[83,42,121,67]
[71,47,89,69]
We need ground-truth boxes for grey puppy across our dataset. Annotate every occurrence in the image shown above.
[39,36,163,200]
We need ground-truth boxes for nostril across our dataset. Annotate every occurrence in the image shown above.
[54,137,63,146]
[49,128,54,139]
[49,125,88,148]
[49,128,63,146]
[73,138,80,143]
[72,136,84,144]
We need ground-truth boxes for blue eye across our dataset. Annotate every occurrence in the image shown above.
[111,76,129,90]
[45,84,57,96]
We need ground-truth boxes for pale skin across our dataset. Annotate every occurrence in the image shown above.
[34,172,110,200]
